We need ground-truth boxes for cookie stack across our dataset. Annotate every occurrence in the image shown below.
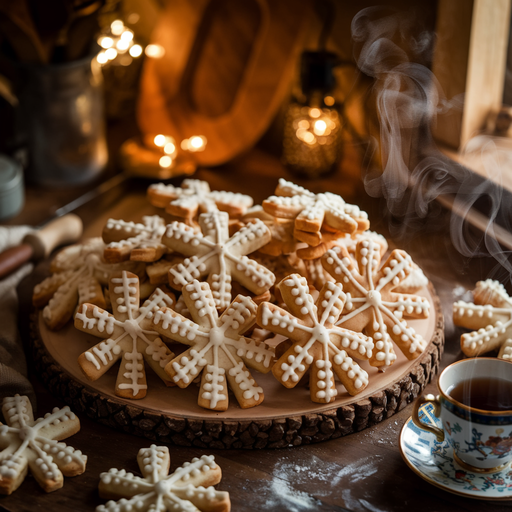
[33,178,432,412]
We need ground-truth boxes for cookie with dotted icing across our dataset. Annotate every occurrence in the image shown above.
[147,178,253,220]
[97,444,230,512]
[152,280,274,411]
[453,279,512,360]
[322,240,430,370]
[33,239,145,331]
[304,258,335,291]
[102,215,168,263]
[0,395,86,494]
[262,179,369,236]
[75,271,176,399]
[162,210,275,311]
[257,274,373,402]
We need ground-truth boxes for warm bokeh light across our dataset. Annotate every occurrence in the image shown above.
[164,142,176,155]
[324,96,335,106]
[99,37,113,49]
[129,44,143,57]
[154,135,167,147]
[159,156,173,168]
[116,39,130,51]
[313,120,327,136]
[309,108,321,118]
[111,20,124,36]
[145,44,165,59]
[303,132,316,144]
[120,30,134,42]
[190,136,204,149]
[96,51,108,64]
[181,135,207,152]
[105,48,117,60]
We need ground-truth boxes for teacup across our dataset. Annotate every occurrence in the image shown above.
[413,358,512,473]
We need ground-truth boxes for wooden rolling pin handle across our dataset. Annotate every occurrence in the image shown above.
[23,213,83,260]
[0,214,83,280]
[0,244,34,280]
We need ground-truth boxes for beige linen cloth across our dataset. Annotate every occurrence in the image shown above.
[0,226,36,406]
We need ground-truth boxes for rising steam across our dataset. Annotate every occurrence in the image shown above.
[351,7,512,281]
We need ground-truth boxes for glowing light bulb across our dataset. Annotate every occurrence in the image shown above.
[313,120,327,136]
[129,44,142,57]
[105,48,117,60]
[111,20,124,36]
[145,44,165,59]
[99,37,114,49]
[154,135,167,147]
[159,156,173,168]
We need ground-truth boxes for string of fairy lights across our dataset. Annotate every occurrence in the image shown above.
[96,19,207,170]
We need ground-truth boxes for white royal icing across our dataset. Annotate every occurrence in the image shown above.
[148,178,253,217]
[163,211,275,310]
[260,275,373,401]
[0,396,86,487]
[76,272,175,397]
[264,178,368,233]
[323,240,429,369]
[152,280,273,410]
[97,445,226,512]
[453,279,512,359]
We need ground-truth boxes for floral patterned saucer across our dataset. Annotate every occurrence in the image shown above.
[400,403,512,500]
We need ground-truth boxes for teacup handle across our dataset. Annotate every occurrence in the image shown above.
[412,394,445,442]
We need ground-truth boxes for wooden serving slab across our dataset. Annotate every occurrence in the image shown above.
[30,282,444,449]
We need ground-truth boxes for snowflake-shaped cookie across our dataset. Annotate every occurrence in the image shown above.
[0,395,86,494]
[262,179,369,240]
[152,280,274,411]
[322,240,430,369]
[147,178,253,220]
[163,211,275,310]
[75,271,176,399]
[33,238,144,330]
[97,445,230,512]
[257,274,373,403]
[453,279,512,360]
[102,215,167,263]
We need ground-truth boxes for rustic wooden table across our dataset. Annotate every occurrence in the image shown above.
[1,145,509,511]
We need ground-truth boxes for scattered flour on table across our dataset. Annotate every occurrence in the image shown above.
[330,456,382,486]
[263,477,322,511]
[259,453,384,510]
[342,489,392,512]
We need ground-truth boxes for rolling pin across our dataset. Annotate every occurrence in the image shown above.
[0,213,83,279]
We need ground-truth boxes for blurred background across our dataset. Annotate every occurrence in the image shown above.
[0,0,438,192]
[2,0,512,285]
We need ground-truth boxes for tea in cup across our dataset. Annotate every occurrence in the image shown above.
[412,358,512,473]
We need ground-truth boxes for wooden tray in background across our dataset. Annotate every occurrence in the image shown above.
[137,0,311,167]
[30,281,444,449]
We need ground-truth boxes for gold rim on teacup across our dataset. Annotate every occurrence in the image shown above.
[437,358,512,417]
[412,358,512,458]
